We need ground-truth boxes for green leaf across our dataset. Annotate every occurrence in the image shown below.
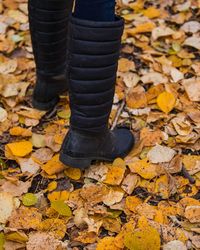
[0,233,5,250]
[57,110,71,120]
[22,193,38,207]
[51,200,72,217]
[107,209,122,218]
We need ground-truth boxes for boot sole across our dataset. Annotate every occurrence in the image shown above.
[32,96,59,111]
[59,141,134,169]
[59,152,114,169]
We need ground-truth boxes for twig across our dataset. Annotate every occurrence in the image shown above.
[182,166,195,184]
[111,99,125,130]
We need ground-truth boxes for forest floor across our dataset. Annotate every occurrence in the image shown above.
[0,0,200,249]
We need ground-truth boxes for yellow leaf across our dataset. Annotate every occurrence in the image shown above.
[104,159,126,185]
[103,218,121,233]
[129,0,144,12]
[182,155,200,171]
[124,226,161,250]
[0,233,5,250]
[155,175,169,199]
[142,7,161,18]
[39,218,67,239]
[125,196,142,212]
[46,181,57,192]
[137,216,149,228]
[9,126,32,137]
[64,167,81,180]
[5,141,33,157]
[42,154,65,175]
[96,237,121,250]
[5,232,28,243]
[115,219,136,249]
[127,22,156,36]
[128,158,162,179]
[74,231,97,244]
[48,191,70,202]
[122,13,136,21]
[8,206,42,230]
[157,91,176,114]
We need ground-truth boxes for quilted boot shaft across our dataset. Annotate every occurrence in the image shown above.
[29,0,73,110]
[59,16,135,169]
[68,16,124,132]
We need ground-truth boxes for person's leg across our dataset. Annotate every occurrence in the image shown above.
[60,1,134,168]
[28,0,73,110]
[74,0,115,21]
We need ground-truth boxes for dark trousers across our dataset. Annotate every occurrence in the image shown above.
[74,0,116,21]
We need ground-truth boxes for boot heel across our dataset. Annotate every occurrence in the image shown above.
[59,153,92,169]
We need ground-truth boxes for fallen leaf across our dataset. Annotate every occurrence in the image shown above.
[124,225,161,250]
[152,26,175,40]
[118,58,135,72]
[1,181,31,197]
[125,196,142,212]
[121,173,140,194]
[0,59,17,74]
[141,72,168,85]
[140,127,165,147]
[0,192,17,224]
[22,193,38,207]
[64,167,81,180]
[26,232,65,250]
[8,206,42,230]
[185,206,200,223]
[31,148,54,164]
[9,126,32,137]
[127,22,156,36]
[170,67,184,82]
[5,231,28,243]
[80,184,107,205]
[182,78,200,102]
[74,231,97,244]
[51,200,72,217]
[17,157,40,174]
[104,158,126,185]
[147,144,176,163]
[0,107,8,122]
[157,91,176,114]
[126,86,147,109]
[38,218,67,239]
[0,233,4,250]
[142,7,161,19]
[163,240,187,250]
[103,187,124,206]
[96,237,121,250]
[183,36,200,50]
[84,164,108,182]
[42,154,65,175]
[5,141,33,158]
[128,158,163,179]
[181,21,200,33]
[31,133,46,148]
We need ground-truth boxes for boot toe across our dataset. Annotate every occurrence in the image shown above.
[113,127,135,158]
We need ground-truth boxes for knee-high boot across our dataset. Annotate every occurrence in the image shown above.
[28,0,73,110]
[60,16,134,169]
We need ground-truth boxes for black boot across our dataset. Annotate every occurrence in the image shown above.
[28,0,73,110]
[59,16,134,169]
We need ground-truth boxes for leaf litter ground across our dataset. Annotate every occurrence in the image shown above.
[0,0,200,249]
